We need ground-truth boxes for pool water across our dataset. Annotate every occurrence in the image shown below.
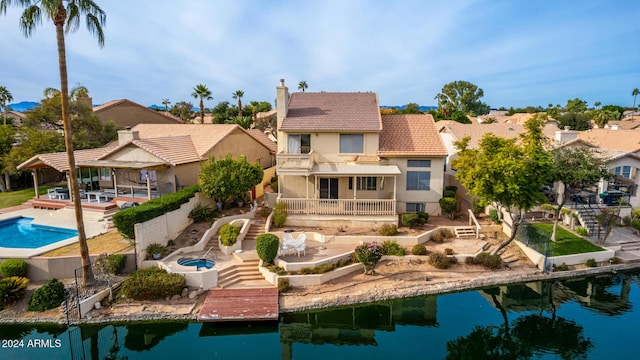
[177,258,215,269]
[0,217,78,249]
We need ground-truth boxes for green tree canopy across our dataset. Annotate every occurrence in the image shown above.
[452,115,553,254]
[170,101,196,123]
[198,154,264,203]
[435,80,490,118]
[565,98,588,113]
[192,84,212,124]
[557,111,591,131]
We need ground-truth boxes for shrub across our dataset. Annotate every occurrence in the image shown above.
[0,259,28,278]
[96,253,128,275]
[0,276,29,306]
[472,252,503,270]
[256,233,280,265]
[444,248,454,255]
[402,213,421,227]
[219,223,241,246]
[264,264,287,275]
[277,278,290,293]
[145,243,168,259]
[585,258,597,267]
[28,278,65,311]
[378,224,398,236]
[444,185,458,194]
[575,227,589,236]
[120,267,185,300]
[336,258,351,268]
[441,228,454,239]
[439,197,457,219]
[417,212,429,223]
[430,231,444,243]
[553,263,570,272]
[381,240,405,256]
[411,244,429,255]
[489,209,500,223]
[622,215,632,227]
[113,185,199,239]
[471,197,484,217]
[631,218,640,234]
[272,202,288,228]
[313,263,335,274]
[354,242,384,275]
[609,257,623,265]
[428,253,455,269]
[189,203,217,223]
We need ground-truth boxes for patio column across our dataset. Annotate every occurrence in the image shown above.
[146,169,152,200]
[32,170,39,199]
[353,176,356,199]
[393,175,397,214]
[66,172,71,197]
[112,170,118,193]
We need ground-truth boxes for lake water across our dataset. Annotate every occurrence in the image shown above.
[2,270,638,359]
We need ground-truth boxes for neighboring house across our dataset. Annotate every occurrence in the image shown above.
[3,110,26,125]
[274,80,447,227]
[18,124,276,203]
[90,98,182,128]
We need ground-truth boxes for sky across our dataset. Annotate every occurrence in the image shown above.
[2,0,640,110]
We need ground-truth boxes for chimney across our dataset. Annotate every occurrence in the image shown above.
[118,127,140,145]
[610,124,619,130]
[555,129,578,144]
[77,96,93,110]
[276,79,289,153]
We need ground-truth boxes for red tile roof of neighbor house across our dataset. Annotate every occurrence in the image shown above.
[100,136,202,166]
[437,122,559,149]
[280,92,382,132]
[379,114,448,157]
[575,128,640,153]
[247,129,277,153]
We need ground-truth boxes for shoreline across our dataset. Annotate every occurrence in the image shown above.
[1,262,638,325]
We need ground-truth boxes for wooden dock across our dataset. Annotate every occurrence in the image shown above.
[198,287,279,322]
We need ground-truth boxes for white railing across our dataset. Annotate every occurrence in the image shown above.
[276,150,314,170]
[278,198,396,216]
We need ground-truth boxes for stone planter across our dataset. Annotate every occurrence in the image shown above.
[219,238,242,255]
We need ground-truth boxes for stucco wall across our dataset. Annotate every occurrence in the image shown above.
[10,253,136,281]
[387,157,445,215]
[282,132,379,163]
[206,128,273,169]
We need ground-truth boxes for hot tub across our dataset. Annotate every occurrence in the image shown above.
[177,258,215,269]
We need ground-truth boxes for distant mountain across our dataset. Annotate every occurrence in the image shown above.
[148,104,200,112]
[381,105,437,112]
[7,101,39,112]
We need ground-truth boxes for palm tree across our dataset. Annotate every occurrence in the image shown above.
[232,90,244,117]
[1,0,106,285]
[0,86,13,125]
[594,101,601,110]
[298,80,308,92]
[633,88,639,109]
[161,98,171,112]
[70,83,89,100]
[191,84,212,124]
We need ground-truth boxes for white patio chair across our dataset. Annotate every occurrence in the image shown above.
[294,242,306,257]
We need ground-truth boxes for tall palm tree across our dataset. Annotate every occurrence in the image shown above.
[633,88,639,109]
[594,101,601,110]
[0,86,13,125]
[161,98,171,112]
[298,80,308,92]
[191,84,212,124]
[1,0,106,285]
[70,83,89,100]
[232,90,244,117]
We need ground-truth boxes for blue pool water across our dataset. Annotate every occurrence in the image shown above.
[177,258,215,269]
[0,217,78,248]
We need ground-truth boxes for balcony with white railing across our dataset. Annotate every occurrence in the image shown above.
[277,197,396,216]
[276,150,314,174]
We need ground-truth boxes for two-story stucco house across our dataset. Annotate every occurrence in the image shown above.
[274,80,447,228]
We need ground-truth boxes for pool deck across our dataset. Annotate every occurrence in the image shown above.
[0,208,109,258]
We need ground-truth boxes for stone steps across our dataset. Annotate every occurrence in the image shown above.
[217,260,262,288]
[455,226,476,238]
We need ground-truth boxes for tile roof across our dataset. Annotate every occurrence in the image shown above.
[576,128,640,153]
[280,92,382,132]
[93,99,182,123]
[438,122,559,148]
[17,145,118,172]
[130,123,240,157]
[378,114,448,157]
[247,129,277,154]
[126,136,200,166]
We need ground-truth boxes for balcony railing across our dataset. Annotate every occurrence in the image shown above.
[276,150,314,171]
[278,198,396,216]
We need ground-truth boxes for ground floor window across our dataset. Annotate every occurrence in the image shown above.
[349,176,377,191]
[406,202,426,212]
[614,165,633,179]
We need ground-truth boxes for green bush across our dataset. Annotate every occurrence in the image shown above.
[441,228,454,239]
[401,213,422,227]
[622,215,632,227]
[439,197,457,219]
[28,278,65,311]
[189,203,217,223]
[354,242,384,275]
[444,248,454,255]
[145,243,168,259]
[585,258,597,267]
[471,197,484,217]
[489,209,500,223]
[609,257,623,265]
[96,254,128,275]
[417,212,429,223]
[444,185,458,194]
[277,278,290,292]
[0,276,29,306]
[256,233,280,265]
[378,224,398,236]
[467,252,503,270]
[381,240,405,256]
[411,244,429,255]
[265,264,287,275]
[219,223,241,246]
[0,259,28,278]
[428,253,455,269]
[272,202,288,228]
[430,231,444,243]
[553,263,570,272]
[120,267,185,300]
[631,218,640,234]
[113,185,199,239]
[575,227,589,236]
[336,258,352,267]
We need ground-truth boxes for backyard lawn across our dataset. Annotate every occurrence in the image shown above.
[532,223,605,256]
[0,187,51,209]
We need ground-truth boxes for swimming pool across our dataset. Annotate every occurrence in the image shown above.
[177,258,216,269]
[0,216,78,249]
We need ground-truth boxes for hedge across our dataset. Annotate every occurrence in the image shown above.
[120,267,185,300]
[28,278,65,311]
[0,259,28,278]
[113,185,199,239]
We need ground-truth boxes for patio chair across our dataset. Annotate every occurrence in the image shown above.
[294,242,306,257]
[292,233,306,257]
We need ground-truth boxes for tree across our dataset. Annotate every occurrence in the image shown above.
[191,84,212,124]
[435,80,489,117]
[161,98,171,112]
[549,147,608,242]
[592,109,619,128]
[632,88,639,109]
[298,80,308,92]
[557,111,590,131]
[232,90,244,117]
[400,103,423,114]
[170,101,196,123]
[451,110,471,124]
[1,0,106,285]
[0,86,13,125]
[565,98,587,113]
[594,101,601,109]
[225,116,252,130]
[452,115,553,255]
[198,154,264,204]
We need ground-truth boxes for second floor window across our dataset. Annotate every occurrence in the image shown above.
[340,134,364,153]
[615,165,633,179]
[288,134,311,154]
[407,171,430,191]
